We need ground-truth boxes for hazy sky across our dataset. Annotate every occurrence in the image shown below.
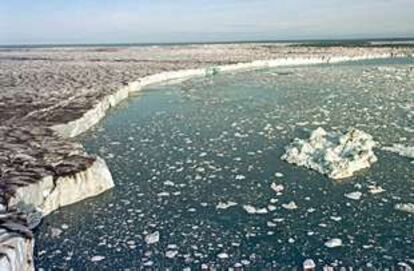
[1,0,413,44]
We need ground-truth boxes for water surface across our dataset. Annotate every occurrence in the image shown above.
[35,58,414,269]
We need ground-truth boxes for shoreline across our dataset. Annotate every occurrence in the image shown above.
[52,52,406,138]
[0,50,412,270]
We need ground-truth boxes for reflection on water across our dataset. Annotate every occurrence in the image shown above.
[35,58,414,269]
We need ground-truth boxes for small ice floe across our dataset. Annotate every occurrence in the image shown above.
[271,183,284,193]
[324,238,343,248]
[157,192,170,197]
[282,201,298,210]
[344,191,363,200]
[235,174,246,180]
[216,201,238,210]
[145,231,160,245]
[303,259,316,270]
[330,216,342,222]
[165,250,178,259]
[368,185,385,194]
[163,180,175,186]
[382,144,414,159]
[243,205,268,214]
[395,203,414,214]
[264,124,273,131]
[91,255,106,262]
[267,221,277,227]
[267,204,277,211]
[217,252,229,259]
[50,227,63,238]
[275,172,284,178]
[281,127,377,179]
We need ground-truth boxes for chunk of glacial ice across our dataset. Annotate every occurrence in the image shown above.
[282,201,298,210]
[243,205,268,214]
[344,191,362,200]
[91,256,106,262]
[395,203,414,214]
[324,238,343,248]
[271,183,284,193]
[216,201,238,210]
[281,127,377,179]
[145,231,160,245]
[368,185,385,194]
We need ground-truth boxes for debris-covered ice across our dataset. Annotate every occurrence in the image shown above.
[282,127,378,179]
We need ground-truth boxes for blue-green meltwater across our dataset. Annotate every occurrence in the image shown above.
[35,58,414,270]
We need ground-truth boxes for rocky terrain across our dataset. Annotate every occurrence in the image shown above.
[0,44,413,269]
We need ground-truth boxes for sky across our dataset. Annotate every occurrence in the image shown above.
[1,0,414,45]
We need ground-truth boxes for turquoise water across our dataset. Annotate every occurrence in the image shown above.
[35,58,414,270]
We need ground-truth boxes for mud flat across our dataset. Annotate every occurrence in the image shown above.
[0,44,413,269]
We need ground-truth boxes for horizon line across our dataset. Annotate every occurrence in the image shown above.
[1,36,414,48]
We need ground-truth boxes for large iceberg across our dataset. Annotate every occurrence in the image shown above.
[282,127,377,179]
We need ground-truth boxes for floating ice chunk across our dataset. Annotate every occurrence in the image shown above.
[165,250,178,259]
[282,201,298,210]
[145,231,160,244]
[395,203,414,214]
[243,205,257,214]
[216,201,238,210]
[264,124,273,131]
[330,216,342,222]
[324,238,343,248]
[267,221,277,227]
[163,180,175,186]
[303,259,316,270]
[282,127,377,179]
[368,185,385,194]
[344,191,362,200]
[50,227,63,238]
[91,255,106,262]
[271,183,284,193]
[256,208,268,214]
[217,252,229,259]
[382,144,414,159]
[267,204,277,211]
[157,192,170,197]
[275,172,284,178]
[235,174,246,180]
[243,205,268,214]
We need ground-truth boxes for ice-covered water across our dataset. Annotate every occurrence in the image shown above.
[35,58,414,269]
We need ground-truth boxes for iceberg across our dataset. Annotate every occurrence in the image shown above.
[282,127,377,179]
